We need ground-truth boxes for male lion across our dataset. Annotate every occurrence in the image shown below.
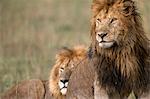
[66,0,150,99]
[49,45,87,99]
[1,46,87,99]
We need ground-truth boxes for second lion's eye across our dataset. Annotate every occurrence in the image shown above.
[96,18,101,27]
[97,18,101,22]
[60,67,64,70]
[110,18,117,23]
[59,67,64,73]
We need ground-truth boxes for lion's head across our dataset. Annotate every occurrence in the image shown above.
[49,45,87,98]
[91,0,149,50]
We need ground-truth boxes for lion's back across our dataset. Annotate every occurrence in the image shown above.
[1,79,54,99]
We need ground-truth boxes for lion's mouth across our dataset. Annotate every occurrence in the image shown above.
[60,87,67,95]
[98,41,114,48]
[60,86,67,90]
[99,40,114,43]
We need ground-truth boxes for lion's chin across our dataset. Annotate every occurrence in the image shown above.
[98,42,114,48]
[60,88,67,95]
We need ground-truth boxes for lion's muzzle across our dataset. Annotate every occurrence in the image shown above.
[58,79,69,95]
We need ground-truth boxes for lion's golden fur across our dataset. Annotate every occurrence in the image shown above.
[1,79,53,99]
[49,45,87,99]
[66,0,150,98]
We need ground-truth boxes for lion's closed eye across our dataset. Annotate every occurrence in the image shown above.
[110,18,117,24]
[59,67,64,74]
[96,18,102,27]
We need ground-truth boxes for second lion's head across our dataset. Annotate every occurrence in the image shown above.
[49,45,87,98]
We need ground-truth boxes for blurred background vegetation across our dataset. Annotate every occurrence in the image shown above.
[0,0,150,94]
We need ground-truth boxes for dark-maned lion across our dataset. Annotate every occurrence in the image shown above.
[66,0,150,99]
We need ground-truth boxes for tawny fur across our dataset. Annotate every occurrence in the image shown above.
[1,79,53,99]
[49,45,87,99]
[66,0,150,99]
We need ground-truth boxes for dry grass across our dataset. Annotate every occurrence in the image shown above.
[0,0,149,97]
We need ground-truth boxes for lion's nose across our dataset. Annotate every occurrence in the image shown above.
[60,79,69,83]
[98,32,107,38]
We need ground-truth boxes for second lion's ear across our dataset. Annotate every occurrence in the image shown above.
[120,0,135,16]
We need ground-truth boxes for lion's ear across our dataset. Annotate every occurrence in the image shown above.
[120,0,135,16]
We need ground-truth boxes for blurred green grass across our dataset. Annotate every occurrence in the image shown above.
[0,0,149,95]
